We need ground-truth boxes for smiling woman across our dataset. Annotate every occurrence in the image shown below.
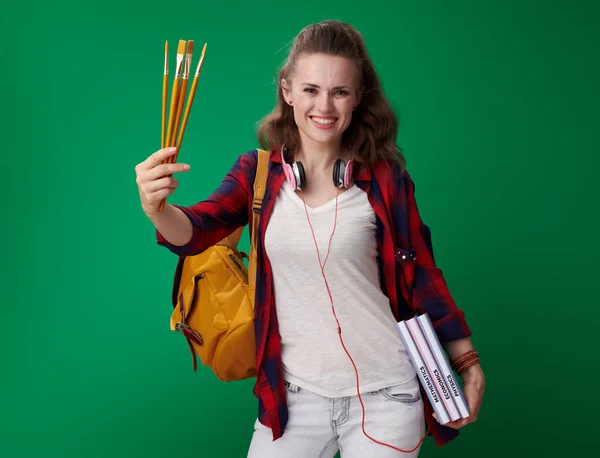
[281,53,358,153]
[138,19,484,458]
[257,20,406,172]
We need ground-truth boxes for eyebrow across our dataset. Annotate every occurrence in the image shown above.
[301,83,351,90]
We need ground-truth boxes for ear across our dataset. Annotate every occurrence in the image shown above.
[281,78,292,105]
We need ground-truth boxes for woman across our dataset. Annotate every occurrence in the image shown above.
[135,20,485,458]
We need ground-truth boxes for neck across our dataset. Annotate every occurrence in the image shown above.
[296,149,337,173]
[295,137,347,174]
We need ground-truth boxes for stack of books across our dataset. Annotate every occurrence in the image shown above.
[396,314,470,425]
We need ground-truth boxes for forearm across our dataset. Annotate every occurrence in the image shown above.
[443,336,474,361]
[148,204,193,247]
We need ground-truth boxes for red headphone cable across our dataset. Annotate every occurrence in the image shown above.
[299,187,430,454]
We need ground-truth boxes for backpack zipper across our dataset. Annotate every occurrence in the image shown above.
[228,253,245,273]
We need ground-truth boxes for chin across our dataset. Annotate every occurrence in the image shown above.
[307,131,343,147]
[309,124,350,141]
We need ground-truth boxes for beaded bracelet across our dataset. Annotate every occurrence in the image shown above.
[454,356,479,373]
[455,356,480,374]
[453,352,479,367]
[451,350,480,374]
[453,356,479,373]
[454,351,478,363]
[451,349,477,366]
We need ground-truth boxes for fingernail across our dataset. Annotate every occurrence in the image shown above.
[169,147,177,152]
[183,164,190,170]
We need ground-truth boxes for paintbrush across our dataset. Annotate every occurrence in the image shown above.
[165,40,187,148]
[161,40,168,149]
[168,40,194,164]
[157,40,207,212]
[175,43,207,159]
[158,39,186,212]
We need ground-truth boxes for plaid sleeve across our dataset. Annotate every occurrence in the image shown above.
[156,151,256,257]
[403,170,472,342]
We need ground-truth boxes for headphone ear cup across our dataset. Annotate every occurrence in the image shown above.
[281,143,298,189]
[344,159,354,188]
[333,159,345,188]
[295,161,307,189]
[282,162,297,189]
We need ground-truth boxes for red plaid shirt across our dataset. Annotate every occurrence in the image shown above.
[157,147,472,448]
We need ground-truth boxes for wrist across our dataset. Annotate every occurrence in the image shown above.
[450,349,480,375]
[460,362,483,377]
[460,363,485,390]
[146,203,171,221]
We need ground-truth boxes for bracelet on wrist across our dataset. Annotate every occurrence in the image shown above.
[451,350,480,374]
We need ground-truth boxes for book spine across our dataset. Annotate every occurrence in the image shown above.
[417,313,470,419]
[396,320,451,425]
[414,314,462,420]
[405,317,460,422]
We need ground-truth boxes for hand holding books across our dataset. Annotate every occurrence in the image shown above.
[441,354,485,429]
[397,313,484,429]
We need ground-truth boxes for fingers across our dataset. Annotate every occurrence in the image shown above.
[431,413,474,430]
[134,151,189,188]
[148,186,176,201]
[145,176,179,193]
[138,183,176,215]
[438,417,460,429]
[464,384,481,422]
[134,147,188,178]
[134,147,190,215]
[136,171,181,203]
[435,380,480,429]
[145,161,190,181]
[139,147,178,171]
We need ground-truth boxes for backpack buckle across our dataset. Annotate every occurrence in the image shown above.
[252,197,263,214]
[175,322,204,346]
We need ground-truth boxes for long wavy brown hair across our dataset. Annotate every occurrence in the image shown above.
[256,20,406,170]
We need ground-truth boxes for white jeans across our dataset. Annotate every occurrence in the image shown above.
[247,375,425,458]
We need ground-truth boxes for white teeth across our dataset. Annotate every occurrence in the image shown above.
[312,117,336,125]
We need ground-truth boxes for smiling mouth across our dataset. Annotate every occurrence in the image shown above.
[310,116,338,128]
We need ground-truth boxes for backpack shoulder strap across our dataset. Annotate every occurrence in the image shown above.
[248,149,269,288]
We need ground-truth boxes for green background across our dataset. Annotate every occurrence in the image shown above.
[2,0,598,457]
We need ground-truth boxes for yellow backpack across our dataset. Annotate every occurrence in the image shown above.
[168,149,269,381]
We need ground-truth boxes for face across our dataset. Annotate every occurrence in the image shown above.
[281,53,361,153]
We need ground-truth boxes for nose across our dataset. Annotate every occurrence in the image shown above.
[316,92,334,113]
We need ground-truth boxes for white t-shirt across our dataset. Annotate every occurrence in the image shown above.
[264,180,416,398]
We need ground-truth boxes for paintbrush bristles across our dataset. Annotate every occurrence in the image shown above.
[176,39,186,55]
[194,43,207,77]
[164,41,169,74]
[184,40,194,79]
[174,40,186,77]
[165,40,186,147]
[175,42,206,156]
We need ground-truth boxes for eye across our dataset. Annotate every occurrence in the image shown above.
[304,87,316,93]
[335,90,350,96]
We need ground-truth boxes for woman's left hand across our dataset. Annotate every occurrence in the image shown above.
[432,364,485,429]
